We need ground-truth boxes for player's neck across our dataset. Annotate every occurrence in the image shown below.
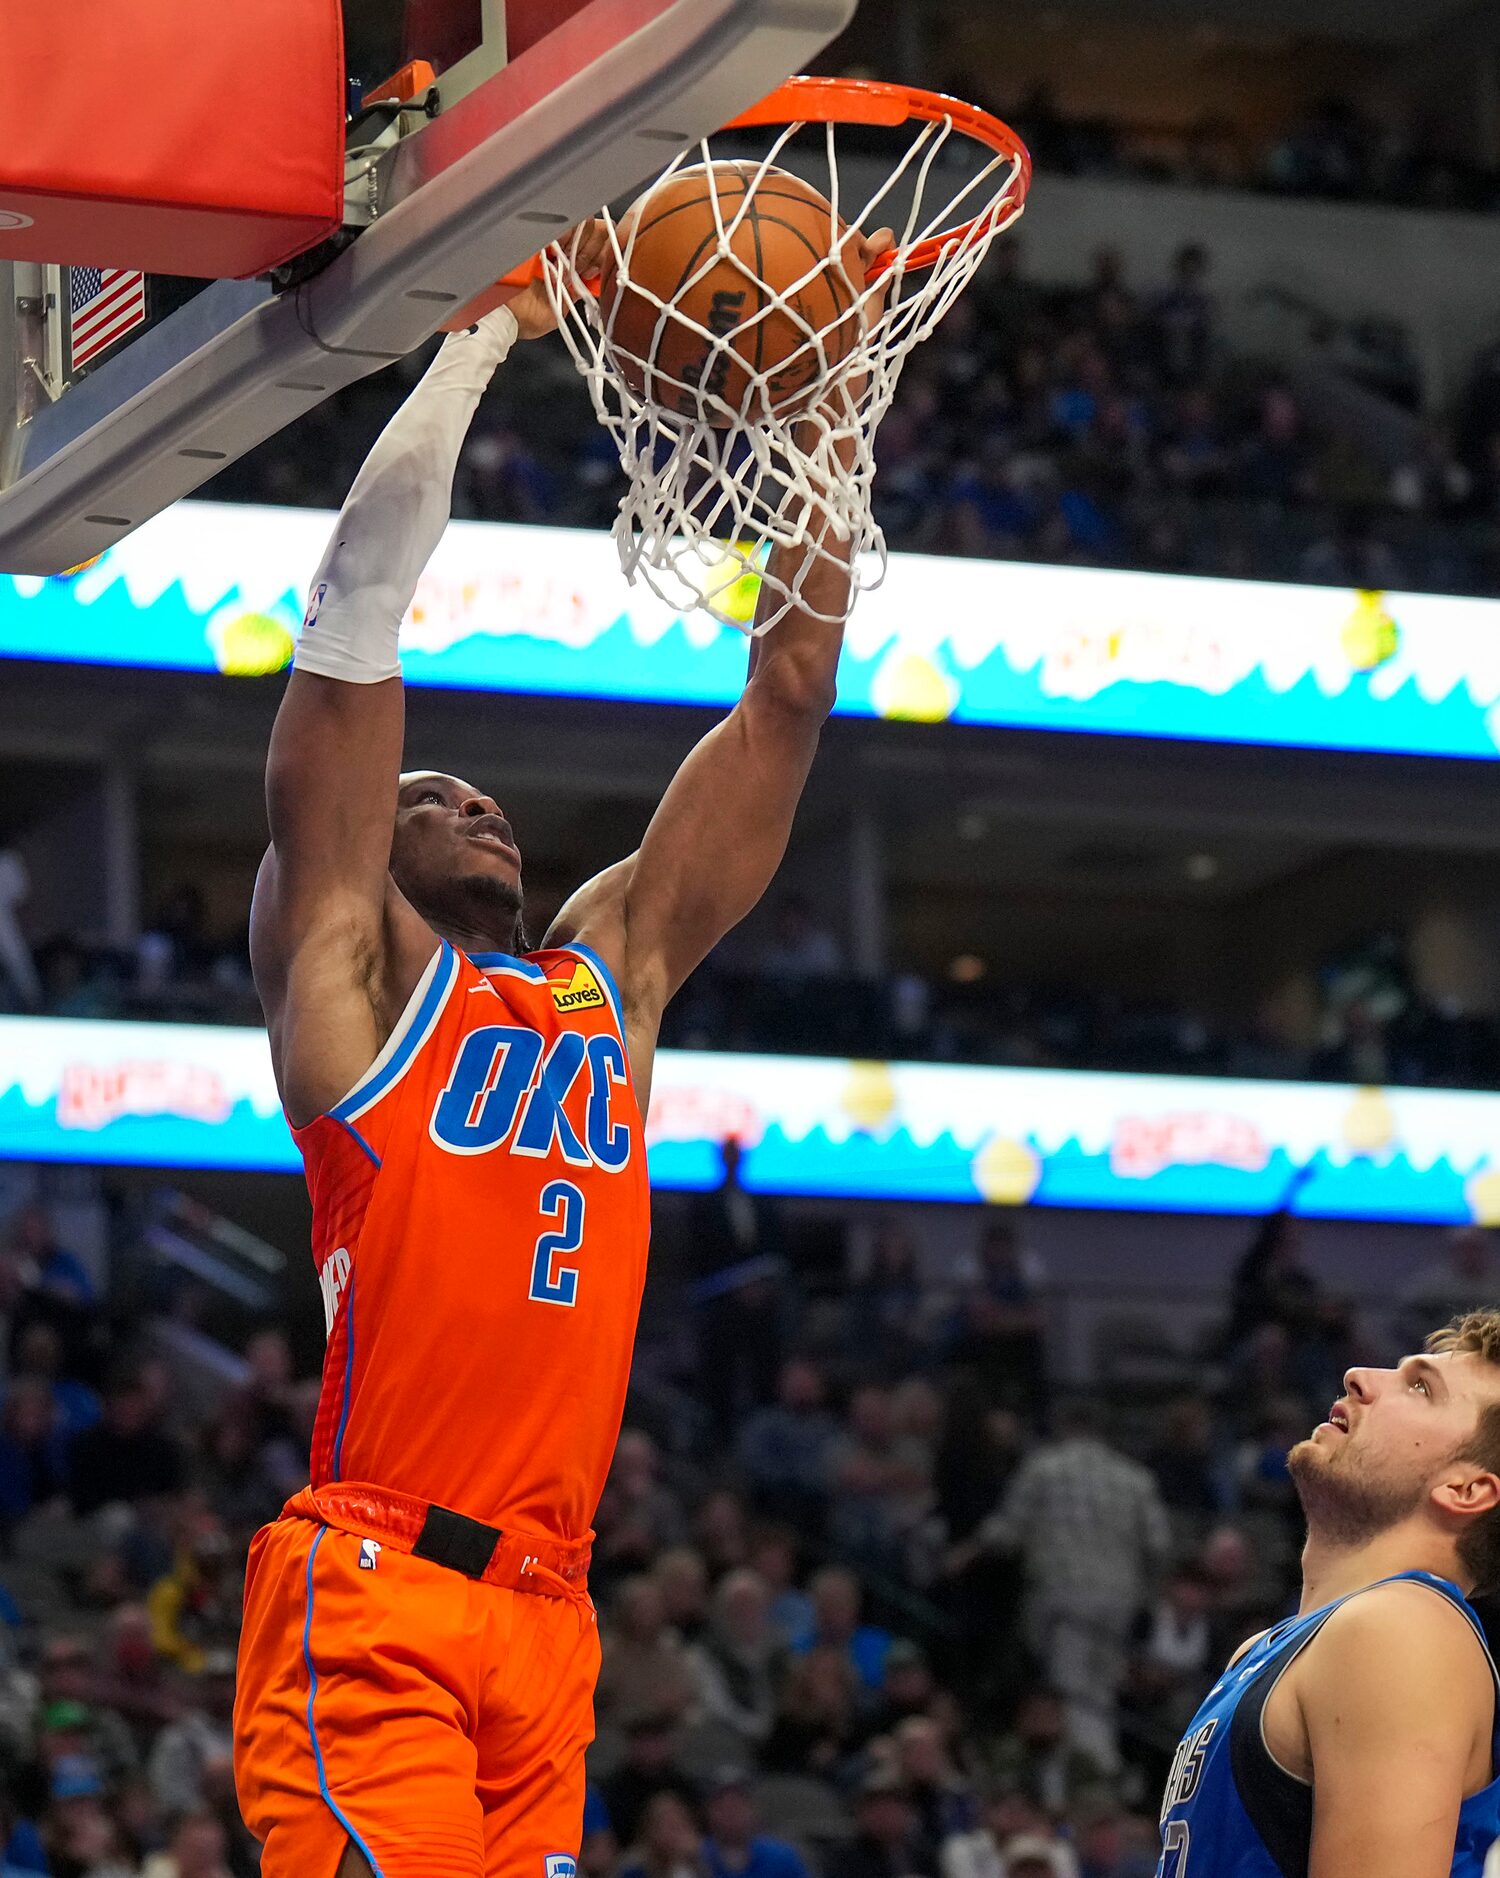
[410,874,527,958]
[1299,1524,1466,1614]
[433,914,526,956]
[420,887,527,957]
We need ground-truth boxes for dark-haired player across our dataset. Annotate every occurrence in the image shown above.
[232,221,890,1878]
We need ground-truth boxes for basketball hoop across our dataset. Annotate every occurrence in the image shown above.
[539,76,1032,631]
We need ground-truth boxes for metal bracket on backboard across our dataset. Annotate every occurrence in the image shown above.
[12,264,63,421]
[0,0,858,576]
[343,90,443,229]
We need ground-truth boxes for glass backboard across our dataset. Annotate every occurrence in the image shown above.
[0,0,856,575]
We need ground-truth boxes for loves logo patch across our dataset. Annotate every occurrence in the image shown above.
[549,961,606,1015]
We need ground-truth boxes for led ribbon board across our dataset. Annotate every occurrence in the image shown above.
[6,1016,1500,1221]
[5,503,1500,757]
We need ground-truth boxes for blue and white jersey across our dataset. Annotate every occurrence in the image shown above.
[1156,1571,1500,1877]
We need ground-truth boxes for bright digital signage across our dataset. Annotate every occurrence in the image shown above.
[6,1015,1500,1222]
[5,502,1500,758]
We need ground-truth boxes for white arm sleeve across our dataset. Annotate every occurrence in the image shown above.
[293,305,521,683]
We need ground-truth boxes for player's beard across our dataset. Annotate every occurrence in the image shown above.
[1287,1433,1429,1548]
[456,872,529,952]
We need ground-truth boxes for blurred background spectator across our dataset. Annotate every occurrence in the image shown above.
[13,2,1500,1871]
[0,1157,1485,1874]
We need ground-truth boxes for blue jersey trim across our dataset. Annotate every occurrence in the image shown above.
[469,951,546,981]
[330,1269,356,1482]
[303,1526,385,1877]
[329,940,457,1123]
[1394,1571,1500,1715]
[1168,1568,1500,1878]
[564,942,626,1033]
[333,1116,380,1168]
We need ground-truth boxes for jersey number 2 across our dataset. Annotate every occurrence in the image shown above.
[1159,1821,1189,1878]
[529,1180,586,1307]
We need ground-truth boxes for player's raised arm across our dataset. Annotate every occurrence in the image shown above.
[1302,1583,1491,1878]
[252,235,605,1122]
[548,233,894,1070]
[547,452,850,1064]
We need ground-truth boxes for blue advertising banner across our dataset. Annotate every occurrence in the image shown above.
[5,1016,1500,1222]
[6,503,1500,758]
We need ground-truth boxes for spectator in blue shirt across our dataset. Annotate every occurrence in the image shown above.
[4,1204,104,1385]
[0,1379,69,1525]
[1074,1797,1158,1878]
[788,1566,893,1694]
[581,1783,618,1878]
[13,1324,100,1439]
[5,1205,95,1308]
[747,1524,815,1652]
[0,1790,45,1877]
[700,1769,810,1878]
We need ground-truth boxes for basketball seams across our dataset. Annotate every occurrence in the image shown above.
[629,176,829,245]
[603,161,859,425]
[747,203,768,375]
[744,213,841,272]
[796,250,856,387]
[667,226,736,301]
[654,208,820,410]
[643,210,841,315]
[750,217,857,396]
[630,202,842,301]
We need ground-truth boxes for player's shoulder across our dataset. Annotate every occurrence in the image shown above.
[521,944,623,1025]
[1330,1573,1479,1628]
[1315,1576,1491,1681]
[1225,1627,1271,1671]
[1295,1578,1495,1746]
[543,858,635,998]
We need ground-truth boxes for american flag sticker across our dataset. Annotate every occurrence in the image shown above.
[66,266,147,371]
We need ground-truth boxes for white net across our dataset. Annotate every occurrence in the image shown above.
[541,94,1028,632]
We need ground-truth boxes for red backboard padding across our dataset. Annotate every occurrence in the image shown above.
[1,1,345,278]
[505,0,597,61]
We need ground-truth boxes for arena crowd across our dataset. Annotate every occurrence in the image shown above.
[0,1182,1488,1876]
[7,877,1497,1098]
[198,227,1500,599]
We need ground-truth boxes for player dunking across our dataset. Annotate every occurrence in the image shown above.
[232,219,891,1878]
[1156,1313,1500,1877]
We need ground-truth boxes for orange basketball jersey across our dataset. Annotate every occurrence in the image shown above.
[291,940,649,1544]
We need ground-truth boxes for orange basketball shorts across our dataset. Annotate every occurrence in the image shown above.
[234,1510,601,1878]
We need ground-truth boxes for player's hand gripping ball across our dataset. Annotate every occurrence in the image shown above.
[509,220,613,341]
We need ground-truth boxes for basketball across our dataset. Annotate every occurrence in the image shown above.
[599,162,865,425]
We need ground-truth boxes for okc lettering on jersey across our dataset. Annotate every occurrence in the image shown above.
[429,1023,631,1171]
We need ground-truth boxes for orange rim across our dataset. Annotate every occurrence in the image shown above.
[446,72,1030,326]
[724,76,1032,277]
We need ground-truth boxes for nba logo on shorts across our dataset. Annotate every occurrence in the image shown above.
[544,1858,577,1878]
[303,581,327,629]
[358,1539,382,1572]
